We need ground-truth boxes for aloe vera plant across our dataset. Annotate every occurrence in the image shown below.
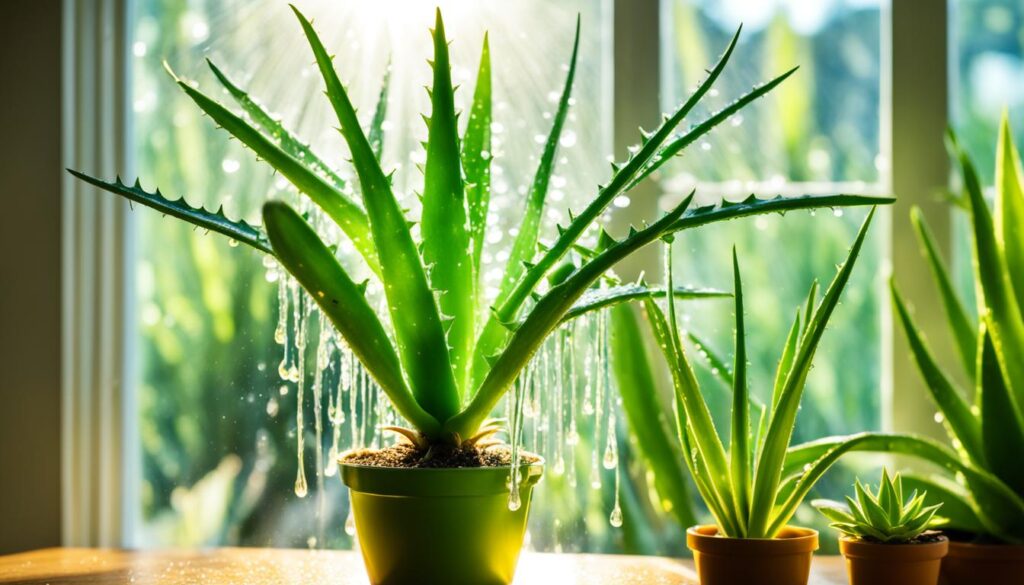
[814,470,942,543]
[619,210,883,538]
[69,7,888,451]
[879,114,1024,543]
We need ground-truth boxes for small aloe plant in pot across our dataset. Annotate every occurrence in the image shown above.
[814,470,948,585]
[641,211,881,585]
[69,5,890,585]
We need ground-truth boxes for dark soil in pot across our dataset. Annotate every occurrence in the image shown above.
[939,531,1024,585]
[341,442,541,468]
[840,533,948,585]
[339,444,544,585]
[686,525,818,585]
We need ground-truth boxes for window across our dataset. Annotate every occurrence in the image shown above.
[126,0,903,556]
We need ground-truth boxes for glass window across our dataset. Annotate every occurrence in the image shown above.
[952,0,1024,183]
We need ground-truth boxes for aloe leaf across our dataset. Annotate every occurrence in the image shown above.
[768,434,881,536]
[487,27,745,331]
[67,171,273,254]
[784,432,1024,542]
[954,137,1024,412]
[368,62,391,161]
[900,473,986,534]
[729,250,751,533]
[767,310,802,424]
[463,34,492,279]
[646,296,738,535]
[995,113,1024,309]
[420,10,476,396]
[626,66,799,188]
[610,303,697,529]
[686,330,770,423]
[978,321,1024,493]
[890,280,984,463]
[801,280,818,337]
[162,62,379,274]
[470,22,580,387]
[911,206,977,380]
[556,284,727,325]
[262,201,440,438]
[292,6,460,423]
[647,240,737,532]
[748,209,875,538]
[448,195,694,442]
[496,18,580,303]
[670,193,892,233]
[204,58,348,190]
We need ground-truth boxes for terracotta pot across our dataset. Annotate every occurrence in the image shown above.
[839,535,948,585]
[939,538,1024,585]
[340,460,544,585]
[686,525,818,585]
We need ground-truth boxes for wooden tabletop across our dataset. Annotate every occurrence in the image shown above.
[0,548,846,584]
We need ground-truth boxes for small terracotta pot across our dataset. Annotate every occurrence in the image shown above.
[939,538,1024,585]
[686,525,818,585]
[840,535,948,585]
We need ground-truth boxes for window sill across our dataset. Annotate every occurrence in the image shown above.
[0,547,846,584]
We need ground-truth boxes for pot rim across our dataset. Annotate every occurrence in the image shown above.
[340,457,545,497]
[946,538,1024,560]
[686,525,819,556]
[839,534,949,562]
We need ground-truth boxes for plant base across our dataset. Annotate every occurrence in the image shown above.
[340,459,543,585]
[840,535,948,585]
[686,525,818,585]
[939,539,1024,585]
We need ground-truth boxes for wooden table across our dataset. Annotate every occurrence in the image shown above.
[0,548,846,584]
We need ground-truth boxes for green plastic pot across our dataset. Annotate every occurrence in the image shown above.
[340,459,544,585]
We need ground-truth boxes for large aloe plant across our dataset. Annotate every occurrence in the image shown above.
[70,8,887,450]
[880,114,1024,543]
[614,211,891,538]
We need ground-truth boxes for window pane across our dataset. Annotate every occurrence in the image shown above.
[660,0,885,191]
[132,0,632,551]
[952,0,1024,183]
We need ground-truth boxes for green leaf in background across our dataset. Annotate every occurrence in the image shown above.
[368,62,391,161]
[610,303,698,529]
[890,280,984,464]
[900,473,985,534]
[910,205,978,381]
[420,10,476,397]
[293,5,461,423]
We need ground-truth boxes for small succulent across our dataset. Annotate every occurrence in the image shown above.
[814,470,942,543]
